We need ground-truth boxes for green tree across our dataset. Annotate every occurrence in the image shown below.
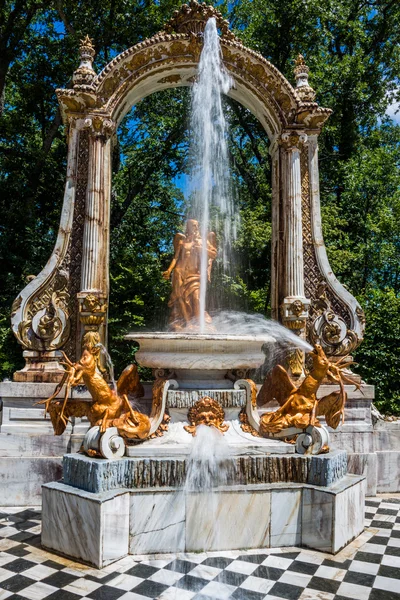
[0,0,399,415]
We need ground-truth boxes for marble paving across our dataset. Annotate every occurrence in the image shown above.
[0,499,399,600]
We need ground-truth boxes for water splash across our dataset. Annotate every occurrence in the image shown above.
[184,425,235,550]
[188,17,237,332]
[179,310,313,378]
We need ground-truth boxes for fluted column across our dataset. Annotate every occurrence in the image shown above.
[78,115,115,348]
[280,132,310,377]
[269,136,280,321]
[285,142,305,298]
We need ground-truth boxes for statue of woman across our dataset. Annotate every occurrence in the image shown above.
[162,219,217,330]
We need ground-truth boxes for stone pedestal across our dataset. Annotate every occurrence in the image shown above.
[2,379,400,504]
[42,483,129,568]
[42,465,365,568]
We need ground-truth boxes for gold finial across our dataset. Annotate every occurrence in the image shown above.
[79,35,95,52]
[293,53,316,102]
[73,34,96,87]
[295,54,306,68]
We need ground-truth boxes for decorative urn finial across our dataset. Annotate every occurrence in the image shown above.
[293,54,316,102]
[163,1,238,41]
[72,35,96,87]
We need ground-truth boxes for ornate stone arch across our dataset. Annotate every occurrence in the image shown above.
[11,1,365,382]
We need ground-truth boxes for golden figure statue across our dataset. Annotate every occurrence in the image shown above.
[38,332,151,442]
[258,344,359,436]
[163,219,217,330]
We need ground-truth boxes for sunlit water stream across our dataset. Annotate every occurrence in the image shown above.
[188,17,237,332]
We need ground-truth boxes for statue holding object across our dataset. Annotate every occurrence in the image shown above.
[163,219,217,330]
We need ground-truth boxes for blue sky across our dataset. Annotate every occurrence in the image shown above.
[386,97,400,124]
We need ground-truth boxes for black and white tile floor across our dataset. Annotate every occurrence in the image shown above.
[0,498,399,600]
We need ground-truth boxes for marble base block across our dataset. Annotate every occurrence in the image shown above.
[42,482,129,568]
[347,452,377,496]
[302,475,366,553]
[42,474,365,567]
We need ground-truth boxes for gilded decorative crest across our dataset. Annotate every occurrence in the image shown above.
[163,1,238,41]
[311,281,360,356]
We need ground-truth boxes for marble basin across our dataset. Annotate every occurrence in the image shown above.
[124,332,273,387]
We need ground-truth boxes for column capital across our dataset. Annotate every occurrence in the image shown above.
[77,292,108,332]
[281,297,311,331]
[279,131,308,151]
[83,115,116,138]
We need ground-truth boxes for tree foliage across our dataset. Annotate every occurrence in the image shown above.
[0,0,399,413]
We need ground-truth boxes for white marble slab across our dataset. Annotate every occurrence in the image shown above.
[186,490,271,552]
[0,457,62,506]
[376,451,400,492]
[270,489,301,547]
[302,475,365,553]
[41,482,129,568]
[347,452,377,496]
[302,487,334,553]
[333,477,365,552]
[129,491,185,554]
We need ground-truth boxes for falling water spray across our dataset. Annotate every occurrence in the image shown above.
[189,18,237,332]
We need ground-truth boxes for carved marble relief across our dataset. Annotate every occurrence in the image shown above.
[63,129,89,360]
[301,144,365,356]
[13,269,70,352]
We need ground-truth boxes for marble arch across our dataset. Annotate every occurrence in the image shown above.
[11,1,365,382]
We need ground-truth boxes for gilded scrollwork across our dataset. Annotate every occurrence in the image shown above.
[14,269,71,352]
[310,281,360,356]
[239,407,261,437]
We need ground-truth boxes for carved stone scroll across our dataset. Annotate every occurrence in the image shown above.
[302,136,365,356]
[11,123,82,381]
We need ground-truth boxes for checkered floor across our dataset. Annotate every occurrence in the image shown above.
[0,499,399,600]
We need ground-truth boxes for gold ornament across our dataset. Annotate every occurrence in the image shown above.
[184,397,229,436]
[259,345,360,436]
[37,344,150,447]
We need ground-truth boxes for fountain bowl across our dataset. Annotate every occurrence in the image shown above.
[125,332,273,387]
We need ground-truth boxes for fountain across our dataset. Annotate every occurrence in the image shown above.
[32,14,367,568]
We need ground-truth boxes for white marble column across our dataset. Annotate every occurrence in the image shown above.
[280,133,310,377]
[78,116,114,346]
[284,142,305,299]
[269,137,280,321]
[81,120,113,293]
